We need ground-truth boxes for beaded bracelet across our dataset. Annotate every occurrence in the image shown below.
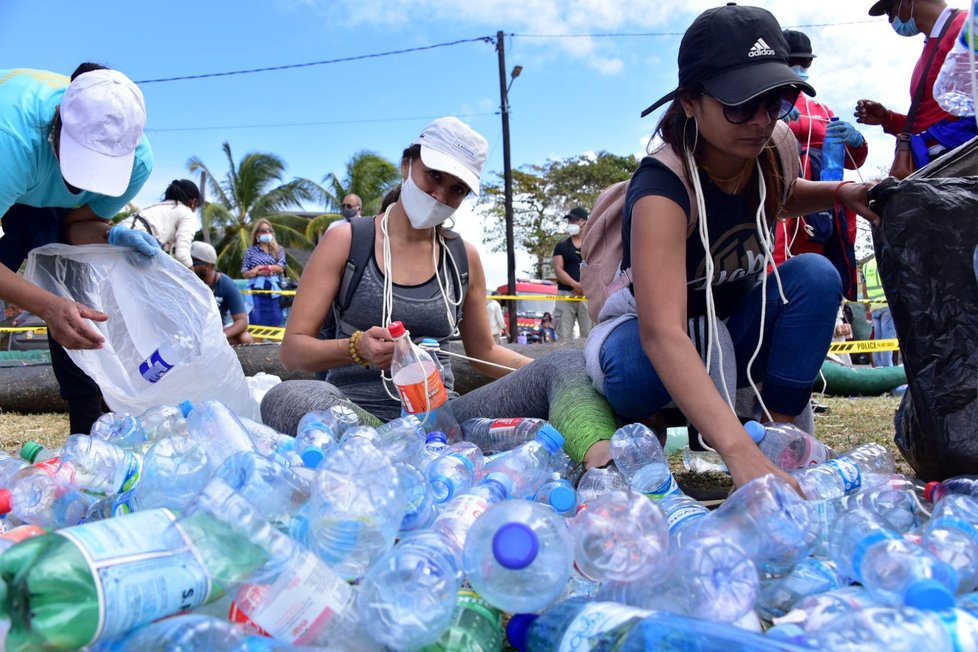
[348,330,369,367]
[834,180,855,207]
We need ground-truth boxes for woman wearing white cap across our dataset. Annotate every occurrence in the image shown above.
[264,117,619,464]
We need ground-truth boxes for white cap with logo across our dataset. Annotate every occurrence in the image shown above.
[414,116,489,196]
[59,69,147,197]
[190,241,218,265]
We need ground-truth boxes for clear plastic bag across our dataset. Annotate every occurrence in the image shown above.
[25,244,259,420]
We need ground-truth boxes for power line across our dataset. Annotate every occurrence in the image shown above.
[510,19,880,38]
[135,36,495,84]
[146,112,499,134]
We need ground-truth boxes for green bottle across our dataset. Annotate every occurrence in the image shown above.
[419,589,503,652]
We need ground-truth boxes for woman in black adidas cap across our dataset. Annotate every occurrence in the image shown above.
[584,4,880,491]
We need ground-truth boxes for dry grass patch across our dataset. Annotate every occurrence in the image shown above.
[0,412,69,455]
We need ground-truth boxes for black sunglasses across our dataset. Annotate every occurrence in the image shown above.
[707,86,802,125]
[342,203,360,210]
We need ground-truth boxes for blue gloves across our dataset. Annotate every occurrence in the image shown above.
[781,105,801,123]
[107,225,161,266]
[825,120,865,148]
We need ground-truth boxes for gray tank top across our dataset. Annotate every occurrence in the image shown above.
[327,246,463,420]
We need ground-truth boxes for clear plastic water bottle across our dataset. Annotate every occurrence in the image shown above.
[89,412,147,450]
[136,404,186,442]
[463,499,573,613]
[926,475,978,503]
[417,589,503,652]
[216,451,312,527]
[293,410,337,469]
[357,530,463,650]
[571,490,669,583]
[58,434,143,495]
[934,6,978,116]
[86,436,210,520]
[483,425,564,499]
[373,413,427,464]
[397,462,436,533]
[415,431,449,472]
[238,416,295,458]
[697,474,819,574]
[749,421,836,471]
[576,465,629,506]
[811,489,923,554]
[610,423,680,498]
[793,442,896,500]
[658,493,711,547]
[428,441,485,503]
[389,321,460,440]
[325,403,361,437]
[533,478,578,515]
[461,417,548,453]
[19,440,60,464]
[138,333,196,383]
[0,464,94,527]
[820,116,845,182]
[828,506,958,610]
[0,451,29,487]
[811,606,978,651]
[295,436,405,580]
[431,473,515,562]
[90,614,251,651]
[774,585,879,634]
[180,399,258,470]
[757,557,848,620]
[922,493,978,593]
[505,598,650,652]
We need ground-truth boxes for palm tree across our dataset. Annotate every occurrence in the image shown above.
[188,142,320,279]
[305,150,400,239]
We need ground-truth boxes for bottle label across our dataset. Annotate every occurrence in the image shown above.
[825,458,862,494]
[433,494,490,549]
[229,549,354,645]
[455,589,502,628]
[643,475,681,500]
[119,452,142,493]
[397,366,447,414]
[139,348,175,383]
[665,502,708,533]
[556,602,652,652]
[58,508,211,645]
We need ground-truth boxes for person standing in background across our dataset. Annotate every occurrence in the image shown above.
[861,257,896,367]
[552,207,592,340]
[241,219,286,327]
[486,294,506,344]
[126,179,201,267]
[326,193,362,232]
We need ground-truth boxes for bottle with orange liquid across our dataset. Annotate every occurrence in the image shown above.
[389,321,460,441]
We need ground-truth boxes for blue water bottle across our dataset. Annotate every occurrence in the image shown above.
[820,116,845,182]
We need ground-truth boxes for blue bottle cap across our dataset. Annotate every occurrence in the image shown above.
[426,431,448,445]
[178,400,193,418]
[300,446,326,469]
[506,613,538,652]
[536,424,565,453]
[548,484,577,514]
[493,522,539,570]
[744,420,766,443]
[904,579,955,611]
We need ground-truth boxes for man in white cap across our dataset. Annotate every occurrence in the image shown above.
[191,241,254,345]
[0,63,157,434]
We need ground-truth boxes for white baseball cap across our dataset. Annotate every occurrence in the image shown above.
[190,241,218,265]
[59,69,147,197]
[414,117,488,196]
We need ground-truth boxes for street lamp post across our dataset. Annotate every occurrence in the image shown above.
[496,31,521,342]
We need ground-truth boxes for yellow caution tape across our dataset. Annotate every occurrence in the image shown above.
[242,289,297,295]
[247,325,286,340]
[492,294,586,302]
[828,338,900,353]
[0,326,48,334]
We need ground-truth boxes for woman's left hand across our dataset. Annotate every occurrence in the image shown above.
[838,181,881,226]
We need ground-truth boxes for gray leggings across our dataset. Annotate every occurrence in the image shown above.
[261,349,616,461]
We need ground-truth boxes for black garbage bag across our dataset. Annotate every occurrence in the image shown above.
[870,175,978,480]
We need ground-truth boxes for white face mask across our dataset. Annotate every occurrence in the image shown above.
[566,223,581,236]
[401,162,457,230]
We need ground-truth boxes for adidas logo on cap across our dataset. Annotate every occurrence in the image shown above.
[747,37,775,58]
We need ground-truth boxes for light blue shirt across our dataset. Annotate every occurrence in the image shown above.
[0,68,153,219]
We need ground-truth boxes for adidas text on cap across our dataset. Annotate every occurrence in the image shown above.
[414,116,489,196]
[640,4,815,118]
[59,69,146,197]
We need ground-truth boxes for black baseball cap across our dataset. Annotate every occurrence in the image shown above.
[640,3,815,118]
[565,207,589,220]
[868,1,889,16]
[783,29,817,59]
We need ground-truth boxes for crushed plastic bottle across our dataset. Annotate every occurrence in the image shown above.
[749,421,836,471]
[610,423,680,498]
[926,475,978,503]
[293,410,337,469]
[428,441,485,503]
[934,6,978,116]
[461,417,549,453]
[793,442,896,500]
[922,493,978,593]
[483,425,564,499]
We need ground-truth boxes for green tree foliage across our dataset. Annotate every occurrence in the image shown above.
[188,142,319,279]
[305,151,400,239]
[480,152,638,278]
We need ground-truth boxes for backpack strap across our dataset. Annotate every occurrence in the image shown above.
[440,229,469,329]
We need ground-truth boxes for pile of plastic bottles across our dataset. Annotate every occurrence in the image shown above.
[0,325,977,650]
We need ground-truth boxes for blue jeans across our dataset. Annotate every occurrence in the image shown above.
[600,254,841,420]
[871,307,896,367]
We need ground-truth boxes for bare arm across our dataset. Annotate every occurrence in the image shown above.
[782,179,881,226]
[629,195,798,490]
[224,312,249,338]
[61,205,112,245]
[279,224,393,371]
[458,241,532,378]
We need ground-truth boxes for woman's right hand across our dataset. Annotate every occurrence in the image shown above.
[854,99,889,126]
[722,440,804,497]
[355,326,395,369]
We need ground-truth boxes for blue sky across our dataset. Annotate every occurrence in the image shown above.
[2,0,962,286]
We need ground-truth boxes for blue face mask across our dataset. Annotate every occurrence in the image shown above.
[790,65,810,81]
[258,234,273,244]
[892,15,919,36]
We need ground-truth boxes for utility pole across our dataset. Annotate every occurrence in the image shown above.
[198,171,211,245]
[496,30,518,342]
